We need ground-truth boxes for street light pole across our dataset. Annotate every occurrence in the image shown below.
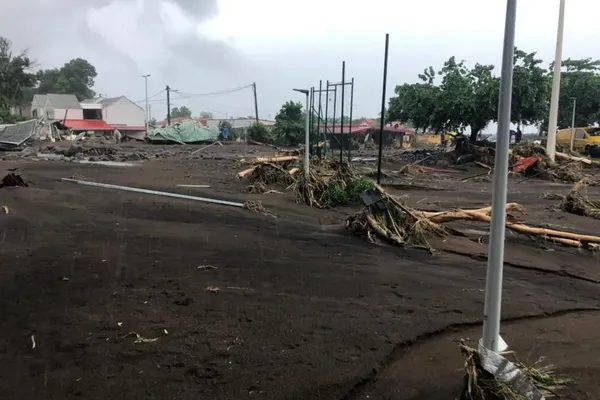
[546,0,566,161]
[481,0,517,353]
[293,88,310,175]
[569,97,577,152]
[142,74,150,132]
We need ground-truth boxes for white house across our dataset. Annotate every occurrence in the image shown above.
[32,94,83,120]
[82,96,146,131]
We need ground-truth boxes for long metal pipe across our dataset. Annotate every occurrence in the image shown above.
[481,0,517,352]
[61,178,245,208]
[340,61,346,164]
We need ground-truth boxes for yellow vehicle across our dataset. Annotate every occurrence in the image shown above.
[556,126,600,153]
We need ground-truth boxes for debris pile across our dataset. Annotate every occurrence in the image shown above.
[560,179,600,219]
[465,142,595,183]
[291,161,373,208]
[237,155,299,185]
[459,341,568,400]
[0,173,28,188]
[347,184,600,251]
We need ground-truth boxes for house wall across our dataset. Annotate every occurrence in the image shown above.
[103,99,145,127]
[53,108,84,120]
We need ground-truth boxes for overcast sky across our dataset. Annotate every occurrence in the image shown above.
[2,0,599,124]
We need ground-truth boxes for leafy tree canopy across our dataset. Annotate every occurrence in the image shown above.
[170,106,192,118]
[198,111,213,119]
[274,101,304,146]
[37,58,97,101]
[0,37,37,123]
[247,122,273,143]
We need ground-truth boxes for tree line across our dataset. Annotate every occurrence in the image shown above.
[387,48,600,142]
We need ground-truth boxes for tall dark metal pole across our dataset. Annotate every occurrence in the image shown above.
[317,80,322,156]
[252,82,259,124]
[309,87,315,154]
[348,77,355,162]
[340,61,345,164]
[324,80,329,156]
[332,85,337,154]
[376,34,390,184]
[166,85,171,126]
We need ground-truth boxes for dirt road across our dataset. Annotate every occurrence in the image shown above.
[0,143,598,399]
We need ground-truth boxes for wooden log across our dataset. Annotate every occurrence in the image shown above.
[237,166,257,179]
[252,155,299,164]
[555,151,592,165]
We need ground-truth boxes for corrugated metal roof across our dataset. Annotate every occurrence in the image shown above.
[64,119,114,131]
[0,119,40,146]
[46,94,82,109]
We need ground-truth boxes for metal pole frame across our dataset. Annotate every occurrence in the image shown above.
[481,0,517,352]
[325,81,330,156]
[317,80,323,157]
[340,61,345,164]
[376,34,390,184]
[349,77,354,162]
[332,84,337,154]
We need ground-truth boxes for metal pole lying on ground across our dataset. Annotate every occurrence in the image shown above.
[376,34,390,184]
[569,97,577,152]
[546,0,566,161]
[481,0,517,352]
[61,178,245,208]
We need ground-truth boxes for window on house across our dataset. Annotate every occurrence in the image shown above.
[83,109,102,120]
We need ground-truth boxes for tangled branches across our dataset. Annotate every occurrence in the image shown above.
[560,179,600,219]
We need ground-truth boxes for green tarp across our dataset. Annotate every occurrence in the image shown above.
[147,121,219,144]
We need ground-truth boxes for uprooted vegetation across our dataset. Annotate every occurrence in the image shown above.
[238,152,373,208]
[347,184,600,251]
[459,341,569,400]
[560,179,600,219]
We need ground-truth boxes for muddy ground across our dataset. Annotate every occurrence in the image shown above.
[1,142,599,400]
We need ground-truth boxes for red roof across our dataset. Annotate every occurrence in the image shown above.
[64,119,114,131]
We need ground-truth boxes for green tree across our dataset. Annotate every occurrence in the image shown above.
[148,117,157,127]
[170,106,192,118]
[388,81,440,133]
[511,49,551,127]
[37,58,97,101]
[247,122,273,143]
[556,58,600,129]
[274,101,304,146]
[198,111,213,118]
[0,37,37,123]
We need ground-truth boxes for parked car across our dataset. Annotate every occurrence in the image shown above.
[556,126,600,153]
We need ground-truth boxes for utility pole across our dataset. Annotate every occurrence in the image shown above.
[166,85,171,126]
[481,0,517,353]
[376,34,390,184]
[143,74,150,132]
[252,82,259,124]
[340,61,346,164]
[569,97,577,151]
[546,0,566,161]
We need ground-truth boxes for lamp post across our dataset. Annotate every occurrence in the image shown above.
[569,97,577,152]
[481,0,517,352]
[293,88,310,175]
[546,0,566,161]
[142,74,150,133]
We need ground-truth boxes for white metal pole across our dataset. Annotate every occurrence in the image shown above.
[481,0,517,352]
[143,74,150,133]
[304,92,310,175]
[569,97,576,152]
[546,0,566,161]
